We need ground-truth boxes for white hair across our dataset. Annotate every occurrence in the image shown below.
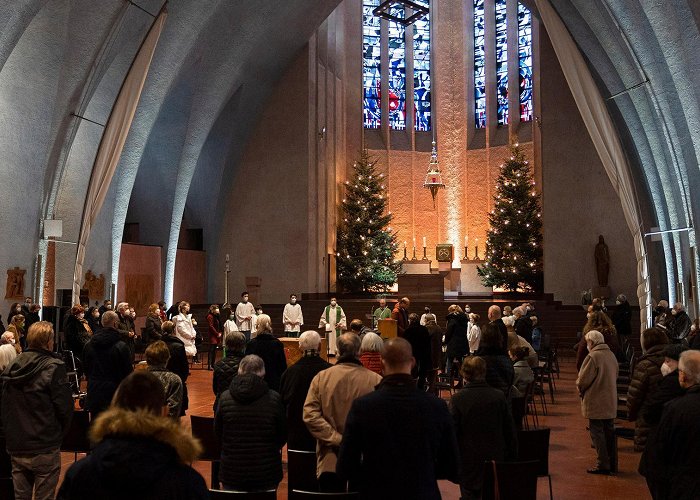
[0,331,15,345]
[679,350,700,385]
[360,332,384,354]
[674,302,685,312]
[0,344,17,371]
[238,354,266,377]
[299,330,321,351]
[585,330,605,346]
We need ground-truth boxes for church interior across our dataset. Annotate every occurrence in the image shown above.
[1,0,700,498]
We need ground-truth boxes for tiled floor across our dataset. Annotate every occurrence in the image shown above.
[59,354,652,499]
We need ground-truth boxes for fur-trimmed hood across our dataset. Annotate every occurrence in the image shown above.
[90,407,202,463]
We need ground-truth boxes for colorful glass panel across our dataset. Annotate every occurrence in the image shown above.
[474,0,486,128]
[495,0,508,125]
[518,2,533,122]
[388,5,406,130]
[363,0,381,129]
[413,0,431,131]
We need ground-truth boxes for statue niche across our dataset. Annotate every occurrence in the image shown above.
[5,267,26,300]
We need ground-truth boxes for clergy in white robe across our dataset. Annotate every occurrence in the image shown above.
[283,294,304,337]
[235,292,256,340]
[174,301,197,357]
[318,298,346,355]
[223,313,239,337]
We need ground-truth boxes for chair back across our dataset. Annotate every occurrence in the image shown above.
[290,492,359,499]
[481,460,539,500]
[60,410,91,454]
[288,449,319,494]
[190,415,221,461]
[517,428,551,476]
[209,490,276,499]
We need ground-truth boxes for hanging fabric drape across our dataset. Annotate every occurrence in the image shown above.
[535,0,651,329]
[72,7,167,302]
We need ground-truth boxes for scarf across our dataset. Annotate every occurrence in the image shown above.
[325,305,342,333]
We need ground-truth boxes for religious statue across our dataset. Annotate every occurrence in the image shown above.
[83,270,106,301]
[5,267,26,299]
[594,235,610,287]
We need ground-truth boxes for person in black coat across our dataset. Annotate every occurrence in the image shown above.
[403,313,432,389]
[477,323,515,398]
[644,350,700,500]
[212,331,246,412]
[244,314,287,391]
[487,305,509,354]
[82,311,133,417]
[161,321,190,416]
[450,355,517,500]
[215,354,286,492]
[612,294,632,338]
[64,305,92,360]
[57,371,208,500]
[279,331,331,451]
[337,338,459,499]
[513,306,533,344]
[445,305,469,378]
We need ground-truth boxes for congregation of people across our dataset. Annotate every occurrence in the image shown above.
[0,292,699,499]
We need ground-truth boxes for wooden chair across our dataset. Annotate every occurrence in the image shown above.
[290,491,359,499]
[517,428,553,499]
[60,410,91,461]
[190,415,221,489]
[209,490,276,499]
[288,449,319,498]
[481,460,539,500]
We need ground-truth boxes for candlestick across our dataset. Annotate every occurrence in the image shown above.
[403,245,407,260]
[474,244,479,260]
[422,246,428,260]
[464,246,469,260]
[412,245,417,260]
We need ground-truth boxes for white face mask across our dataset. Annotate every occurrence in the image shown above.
[291,298,296,304]
[242,297,248,303]
[587,312,593,319]
[616,300,621,305]
[660,362,672,377]
[331,301,337,307]
[672,309,678,315]
[256,310,262,315]
[78,313,85,319]
[465,307,471,313]
[131,311,136,318]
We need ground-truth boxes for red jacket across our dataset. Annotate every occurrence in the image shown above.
[207,313,222,345]
[360,352,383,376]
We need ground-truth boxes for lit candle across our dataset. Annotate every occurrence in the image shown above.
[423,236,427,247]
[413,237,416,248]
[404,241,407,249]
[464,235,468,247]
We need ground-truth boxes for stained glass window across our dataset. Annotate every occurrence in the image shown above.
[474,0,486,128]
[388,6,406,130]
[413,0,431,132]
[363,0,381,129]
[495,0,508,126]
[518,3,533,122]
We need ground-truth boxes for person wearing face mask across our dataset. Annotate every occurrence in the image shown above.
[174,301,198,360]
[576,330,618,475]
[235,292,256,341]
[668,302,692,344]
[98,300,112,318]
[7,302,22,326]
[282,294,304,337]
[250,306,264,339]
[627,328,669,452]
[223,306,239,337]
[319,298,346,356]
[611,294,632,339]
[7,314,26,354]
[25,303,41,331]
[64,305,93,360]
[206,304,223,370]
[689,320,700,350]
[86,306,101,335]
[21,297,32,317]
[144,303,163,343]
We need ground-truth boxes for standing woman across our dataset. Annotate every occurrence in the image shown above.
[144,303,163,343]
[6,314,25,354]
[87,306,101,334]
[64,305,93,360]
[444,305,469,379]
[207,304,223,370]
[7,303,22,327]
[245,314,287,391]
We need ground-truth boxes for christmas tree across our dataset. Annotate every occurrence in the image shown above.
[337,151,402,292]
[477,145,543,292]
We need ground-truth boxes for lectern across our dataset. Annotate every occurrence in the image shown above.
[378,318,397,340]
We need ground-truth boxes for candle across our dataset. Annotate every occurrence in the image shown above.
[225,253,229,263]
[413,237,416,248]
[423,236,427,247]
[464,235,468,247]
[403,241,407,249]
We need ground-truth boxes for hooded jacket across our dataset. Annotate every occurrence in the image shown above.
[1,348,73,454]
[627,343,666,451]
[57,407,208,500]
[82,327,133,415]
[215,373,286,490]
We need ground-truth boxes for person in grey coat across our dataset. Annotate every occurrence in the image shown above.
[576,330,619,475]
[145,340,183,419]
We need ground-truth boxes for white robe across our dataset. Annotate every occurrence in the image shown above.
[235,302,256,331]
[223,318,239,337]
[283,303,304,333]
[174,313,197,357]
[318,305,346,354]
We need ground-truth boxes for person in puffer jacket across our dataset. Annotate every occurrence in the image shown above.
[627,327,668,451]
[215,354,286,491]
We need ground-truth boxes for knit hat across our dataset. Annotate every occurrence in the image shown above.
[663,343,688,361]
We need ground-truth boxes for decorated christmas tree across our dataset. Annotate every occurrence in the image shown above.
[477,145,543,291]
[337,151,401,292]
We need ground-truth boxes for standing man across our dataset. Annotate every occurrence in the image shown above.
[83,311,133,417]
[206,304,223,371]
[372,298,391,328]
[235,292,256,341]
[646,350,700,499]
[1,321,73,500]
[318,297,346,356]
[487,305,509,354]
[283,294,304,337]
[98,299,112,317]
[279,331,331,451]
[391,297,410,337]
[174,301,198,361]
[304,333,381,491]
[337,338,458,498]
[576,330,619,475]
